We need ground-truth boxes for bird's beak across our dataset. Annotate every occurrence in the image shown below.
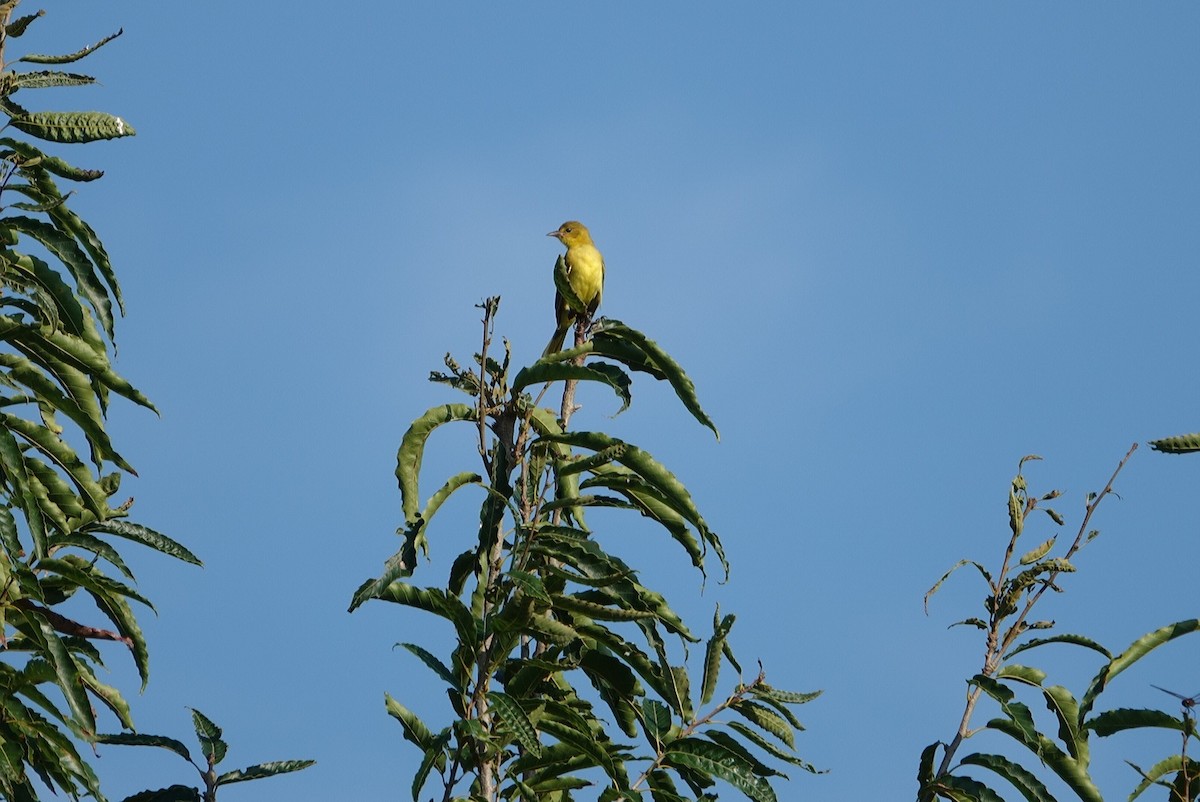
[547,230,561,239]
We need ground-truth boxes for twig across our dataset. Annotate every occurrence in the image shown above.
[932,444,1138,782]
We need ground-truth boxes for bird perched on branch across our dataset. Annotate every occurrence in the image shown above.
[544,220,605,357]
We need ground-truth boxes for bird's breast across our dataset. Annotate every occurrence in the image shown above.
[566,244,604,305]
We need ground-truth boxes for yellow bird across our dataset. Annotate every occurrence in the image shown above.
[544,220,605,356]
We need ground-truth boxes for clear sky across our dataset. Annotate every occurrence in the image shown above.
[24,3,1200,800]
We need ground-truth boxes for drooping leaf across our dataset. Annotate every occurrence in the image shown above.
[397,643,459,690]
[1079,619,1200,721]
[1003,632,1110,662]
[395,404,475,523]
[589,320,719,439]
[97,731,194,762]
[513,359,633,414]
[731,701,794,749]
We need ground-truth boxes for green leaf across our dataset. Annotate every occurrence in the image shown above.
[731,701,794,749]
[357,582,476,647]
[641,699,673,746]
[1018,536,1055,565]
[488,692,542,757]
[385,693,440,752]
[917,742,939,786]
[1041,684,1087,763]
[86,520,201,565]
[546,431,726,578]
[724,722,824,775]
[931,773,1007,802]
[10,71,96,89]
[19,29,124,65]
[537,718,626,786]
[411,728,451,802]
[585,467,707,576]
[397,642,459,690]
[395,404,475,523]
[5,216,114,341]
[119,785,201,801]
[19,608,94,735]
[663,737,776,802]
[76,660,132,730]
[5,12,44,38]
[589,320,719,439]
[0,423,47,557]
[96,731,194,763]
[514,360,633,414]
[1126,755,1200,801]
[987,717,1102,802]
[8,110,135,144]
[1149,432,1200,454]
[580,650,641,738]
[700,611,734,705]
[1086,706,1186,736]
[0,138,103,181]
[958,752,1054,802]
[996,664,1046,685]
[509,569,553,604]
[924,559,992,612]
[1003,632,1110,661]
[190,708,227,766]
[1079,619,1200,722]
[216,759,316,786]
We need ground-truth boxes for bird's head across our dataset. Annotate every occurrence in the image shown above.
[547,221,593,248]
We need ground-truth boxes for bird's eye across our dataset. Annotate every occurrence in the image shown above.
[563,225,573,232]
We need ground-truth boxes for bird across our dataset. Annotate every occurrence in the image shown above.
[543,220,605,357]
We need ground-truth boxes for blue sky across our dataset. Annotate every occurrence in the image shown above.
[20,3,1200,800]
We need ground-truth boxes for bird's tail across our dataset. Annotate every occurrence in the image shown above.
[542,323,570,358]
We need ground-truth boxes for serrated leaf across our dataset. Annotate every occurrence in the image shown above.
[958,753,1054,802]
[488,692,542,757]
[397,643,459,690]
[216,759,315,785]
[395,404,475,523]
[1149,432,1200,454]
[19,29,123,65]
[9,111,135,144]
[700,611,734,705]
[86,520,201,565]
[731,701,793,749]
[189,708,226,766]
[1018,536,1055,565]
[96,731,193,763]
[932,773,1007,802]
[642,699,672,746]
[514,360,633,414]
[663,738,776,802]
[925,560,991,612]
[385,693,439,752]
[1086,707,1186,737]
[589,321,718,439]
[545,431,726,578]
[1079,619,1200,722]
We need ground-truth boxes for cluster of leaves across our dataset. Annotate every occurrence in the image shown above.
[97,709,315,802]
[352,298,819,801]
[918,450,1200,802]
[0,6,217,799]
